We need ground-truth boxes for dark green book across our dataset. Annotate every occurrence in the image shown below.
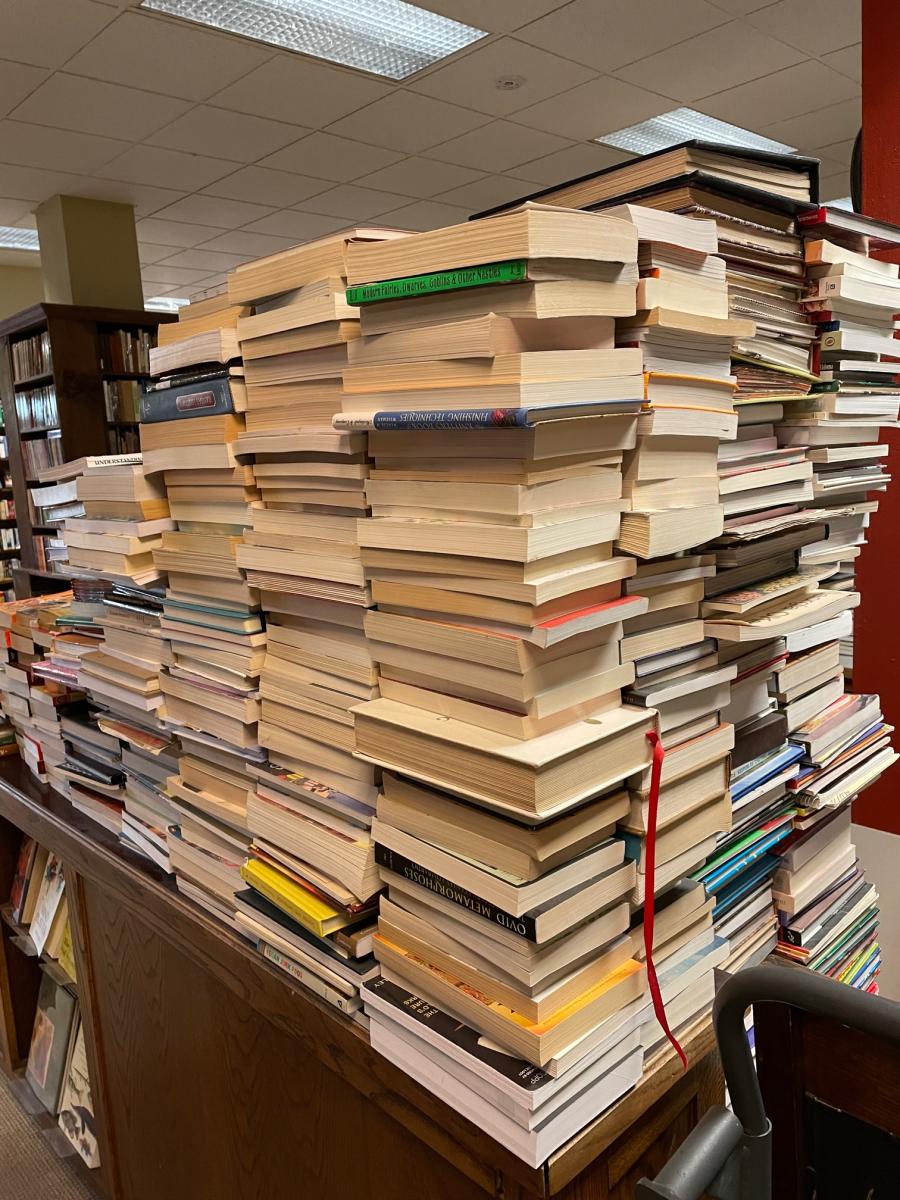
[346,259,527,305]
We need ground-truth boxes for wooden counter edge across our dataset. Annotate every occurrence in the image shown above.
[0,761,721,1199]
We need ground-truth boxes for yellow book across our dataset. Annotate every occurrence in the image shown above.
[58,920,77,983]
[239,857,353,938]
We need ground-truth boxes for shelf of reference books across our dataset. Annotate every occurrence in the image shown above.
[0,755,718,1197]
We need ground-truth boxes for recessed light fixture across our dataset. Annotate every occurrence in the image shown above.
[140,0,488,80]
[0,226,39,251]
[145,296,190,312]
[828,196,854,211]
[596,107,796,156]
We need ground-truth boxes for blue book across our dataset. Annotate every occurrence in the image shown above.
[701,826,794,895]
[731,744,804,802]
[333,397,643,431]
[712,856,780,921]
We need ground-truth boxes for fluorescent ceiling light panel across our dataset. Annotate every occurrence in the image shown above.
[0,226,39,251]
[140,0,487,80]
[145,296,191,311]
[596,107,796,156]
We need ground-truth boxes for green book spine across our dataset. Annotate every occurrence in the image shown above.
[346,259,528,305]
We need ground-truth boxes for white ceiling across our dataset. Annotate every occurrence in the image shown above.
[0,0,860,301]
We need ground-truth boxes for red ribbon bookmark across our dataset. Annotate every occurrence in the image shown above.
[642,730,688,1070]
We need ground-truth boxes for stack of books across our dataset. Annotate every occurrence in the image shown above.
[0,594,89,786]
[226,229,405,972]
[61,459,169,587]
[230,232,400,802]
[140,298,266,920]
[771,804,882,990]
[304,205,694,1148]
[611,206,746,559]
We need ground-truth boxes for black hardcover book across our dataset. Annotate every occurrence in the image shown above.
[732,710,788,771]
[471,141,820,219]
[374,843,538,941]
[140,372,236,424]
[363,976,554,1091]
[235,888,376,977]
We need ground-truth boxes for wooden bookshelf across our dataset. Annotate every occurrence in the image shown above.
[0,303,175,598]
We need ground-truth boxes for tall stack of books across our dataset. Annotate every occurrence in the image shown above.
[311,205,697,1152]
[140,296,264,920]
[485,148,896,993]
[224,229,405,972]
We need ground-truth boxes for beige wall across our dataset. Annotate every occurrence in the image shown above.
[0,264,43,320]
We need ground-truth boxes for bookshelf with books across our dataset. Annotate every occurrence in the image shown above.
[0,304,175,598]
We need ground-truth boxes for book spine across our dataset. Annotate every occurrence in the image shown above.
[374,843,537,941]
[140,376,235,424]
[334,409,530,431]
[346,260,528,305]
[260,942,359,1013]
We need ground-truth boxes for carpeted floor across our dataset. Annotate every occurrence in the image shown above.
[0,1074,94,1200]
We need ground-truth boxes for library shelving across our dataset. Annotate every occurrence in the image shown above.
[0,304,175,598]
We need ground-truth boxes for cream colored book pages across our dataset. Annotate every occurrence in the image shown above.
[228,226,409,303]
[236,281,357,340]
[149,329,240,375]
[346,206,638,285]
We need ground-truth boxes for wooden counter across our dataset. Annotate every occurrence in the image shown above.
[0,760,724,1200]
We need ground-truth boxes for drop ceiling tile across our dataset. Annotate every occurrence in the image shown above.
[0,200,33,225]
[260,132,404,182]
[141,264,214,286]
[242,211,349,239]
[810,138,856,170]
[209,55,393,127]
[424,119,571,172]
[160,248,253,272]
[515,76,671,141]
[329,92,490,155]
[516,0,729,72]
[136,217,227,247]
[701,60,858,128]
[375,200,471,232]
[148,106,304,163]
[615,23,806,105]
[747,0,860,58]
[202,165,332,207]
[509,142,633,185]
[820,169,850,201]
[64,10,273,101]
[354,157,484,199]
[0,164,81,202]
[14,214,38,229]
[822,44,861,82]
[198,230,300,256]
[708,0,776,11]
[437,173,536,211]
[416,40,599,121]
[0,62,48,119]
[763,97,861,152]
[0,120,128,173]
[96,145,236,191]
[59,177,184,215]
[139,243,183,265]
[151,194,276,228]
[415,0,585,33]
[1,0,115,69]
[11,74,189,142]
[296,185,413,220]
